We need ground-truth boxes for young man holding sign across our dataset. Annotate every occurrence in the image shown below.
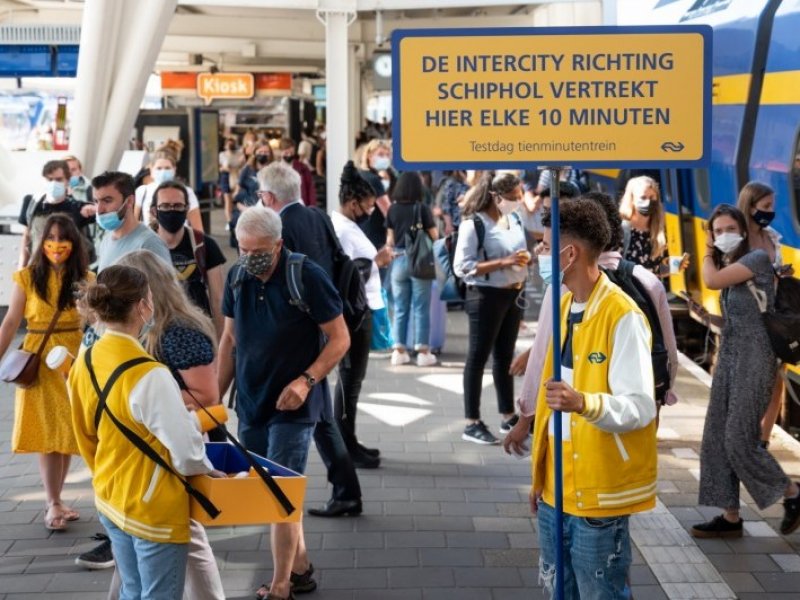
[529,199,657,599]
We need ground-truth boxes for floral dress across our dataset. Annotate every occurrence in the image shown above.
[624,227,666,276]
[11,268,92,454]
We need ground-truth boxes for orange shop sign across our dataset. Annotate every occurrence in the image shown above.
[197,72,255,104]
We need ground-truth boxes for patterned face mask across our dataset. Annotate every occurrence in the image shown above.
[238,250,274,276]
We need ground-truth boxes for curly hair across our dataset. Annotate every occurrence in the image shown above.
[339,160,375,204]
[543,198,610,258]
[582,191,623,252]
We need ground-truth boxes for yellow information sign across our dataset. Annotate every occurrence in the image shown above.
[197,72,255,105]
[392,26,711,169]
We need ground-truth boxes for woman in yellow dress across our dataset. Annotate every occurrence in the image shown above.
[0,214,92,531]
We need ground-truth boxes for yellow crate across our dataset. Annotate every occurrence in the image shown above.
[189,443,306,526]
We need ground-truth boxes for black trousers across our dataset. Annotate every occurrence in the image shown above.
[313,417,362,501]
[335,310,373,452]
[463,286,523,420]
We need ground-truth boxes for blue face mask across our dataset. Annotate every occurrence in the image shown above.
[69,175,82,188]
[537,246,572,287]
[96,201,128,232]
[152,169,175,185]
[372,156,391,171]
[46,180,66,201]
[138,303,155,339]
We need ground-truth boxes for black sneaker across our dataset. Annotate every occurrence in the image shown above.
[690,515,743,539]
[781,485,800,535]
[499,415,520,434]
[290,563,317,594]
[75,533,115,569]
[462,421,499,445]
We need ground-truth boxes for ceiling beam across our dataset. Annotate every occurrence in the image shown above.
[176,0,584,10]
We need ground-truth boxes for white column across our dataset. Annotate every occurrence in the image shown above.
[69,0,123,173]
[93,0,178,174]
[348,43,362,166]
[318,7,356,214]
[602,0,617,25]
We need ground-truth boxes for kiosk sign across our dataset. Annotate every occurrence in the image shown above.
[392,26,712,169]
[197,72,255,105]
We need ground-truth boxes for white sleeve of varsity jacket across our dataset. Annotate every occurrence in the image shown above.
[586,311,656,433]
[129,367,213,476]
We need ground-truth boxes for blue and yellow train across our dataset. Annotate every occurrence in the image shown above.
[588,0,800,430]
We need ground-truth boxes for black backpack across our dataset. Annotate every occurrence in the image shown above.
[602,259,671,404]
[312,208,370,332]
[748,276,800,365]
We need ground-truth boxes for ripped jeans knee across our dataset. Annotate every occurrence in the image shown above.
[537,502,632,600]
[538,555,556,596]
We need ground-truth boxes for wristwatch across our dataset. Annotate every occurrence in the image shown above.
[301,371,316,389]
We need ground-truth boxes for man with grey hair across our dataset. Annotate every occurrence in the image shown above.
[218,205,350,600]
[259,162,374,518]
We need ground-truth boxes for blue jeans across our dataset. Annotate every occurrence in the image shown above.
[99,513,188,600]
[238,419,315,474]
[390,253,432,350]
[537,502,632,600]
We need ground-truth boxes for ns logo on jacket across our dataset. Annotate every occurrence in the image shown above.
[588,352,607,364]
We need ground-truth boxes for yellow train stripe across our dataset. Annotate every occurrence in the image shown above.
[584,169,621,180]
[712,74,751,105]
[760,70,800,105]
[711,70,800,106]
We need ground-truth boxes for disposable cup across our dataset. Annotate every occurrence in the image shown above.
[45,346,74,378]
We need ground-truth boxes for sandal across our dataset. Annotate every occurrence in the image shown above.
[56,502,80,522]
[44,504,67,531]
[254,585,295,600]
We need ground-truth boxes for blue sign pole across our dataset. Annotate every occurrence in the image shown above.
[548,167,565,600]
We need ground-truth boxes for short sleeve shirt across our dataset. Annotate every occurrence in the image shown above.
[222,248,343,427]
[158,324,215,390]
[386,202,436,249]
[169,228,226,315]
[97,224,173,272]
[722,249,775,329]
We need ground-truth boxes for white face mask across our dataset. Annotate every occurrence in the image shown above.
[713,232,744,254]
[497,198,519,216]
[634,198,652,216]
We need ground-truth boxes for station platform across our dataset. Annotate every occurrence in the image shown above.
[1,230,800,600]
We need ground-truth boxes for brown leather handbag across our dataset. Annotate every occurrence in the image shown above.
[0,309,62,389]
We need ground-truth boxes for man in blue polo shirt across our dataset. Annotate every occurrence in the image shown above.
[218,206,350,600]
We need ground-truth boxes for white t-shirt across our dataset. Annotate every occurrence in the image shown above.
[331,211,385,311]
[135,182,200,224]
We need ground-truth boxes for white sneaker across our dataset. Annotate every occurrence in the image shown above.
[416,351,437,367]
[390,350,411,366]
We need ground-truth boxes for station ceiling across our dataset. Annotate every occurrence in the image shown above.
[0,0,604,76]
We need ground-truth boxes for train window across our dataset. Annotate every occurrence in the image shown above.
[693,169,711,210]
[791,134,800,233]
[681,0,731,21]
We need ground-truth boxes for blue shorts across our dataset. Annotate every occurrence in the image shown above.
[237,419,315,474]
[219,171,231,193]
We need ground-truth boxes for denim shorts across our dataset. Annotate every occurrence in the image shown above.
[237,419,315,474]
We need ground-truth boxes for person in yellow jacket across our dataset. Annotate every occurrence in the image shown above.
[69,264,218,600]
[530,199,657,600]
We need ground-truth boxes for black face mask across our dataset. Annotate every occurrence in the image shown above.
[256,154,270,165]
[752,209,775,228]
[282,155,294,163]
[156,210,186,234]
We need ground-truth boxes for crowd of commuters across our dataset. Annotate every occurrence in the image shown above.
[3,123,800,599]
